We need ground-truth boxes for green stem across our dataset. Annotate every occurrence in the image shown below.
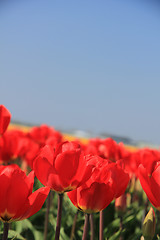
[82,214,90,240]
[70,210,79,240]
[55,193,63,240]
[99,210,104,240]
[2,222,9,240]
[44,191,51,240]
[90,214,94,240]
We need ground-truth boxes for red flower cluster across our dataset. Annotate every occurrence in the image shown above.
[3,103,160,225]
[32,139,130,213]
[2,104,160,240]
[0,124,63,168]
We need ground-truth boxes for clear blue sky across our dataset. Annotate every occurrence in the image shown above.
[1,0,160,144]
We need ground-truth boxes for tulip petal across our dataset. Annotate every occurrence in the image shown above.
[33,154,63,192]
[0,174,10,216]
[111,165,129,198]
[0,105,11,135]
[71,154,93,187]
[25,171,35,195]
[38,145,55,165]
[138,164,160,207]
[67,189,79,209]
[18,187,50,220]
[149,165,160,206]
[78,182,114,213]
[55,151,80,185]
[151,164,160,188]
[6,169,30,216]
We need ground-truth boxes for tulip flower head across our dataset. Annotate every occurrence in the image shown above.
[29,124,62,148]
[0,164,49,223]
[138,149,160,209]
[0,130,22,163]
[67,155,129,213]
[33,141,93,193]
[17,133,40,168]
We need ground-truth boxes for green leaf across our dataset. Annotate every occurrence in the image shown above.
[0,230,26,240]
[14,219,43,240]
[108,230,121,240]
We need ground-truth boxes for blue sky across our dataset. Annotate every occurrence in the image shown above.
[1,0,160,144]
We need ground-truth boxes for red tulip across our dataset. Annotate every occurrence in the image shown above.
[28,124,62,148]
[0,164,49,222]
[123,150,141,178]
[0,130,22,163]
[67,155,129,213]
[84,138,103,156]
[84,138,117,159]
[138,149,160,208]
[0,105,11,135]
[100,138,121,161]
[17,133,40,168]
[33,141,93,193]
[85,138,129,163]
[139,148,160,176]
[67,181,114,214]
[108,160,130,198]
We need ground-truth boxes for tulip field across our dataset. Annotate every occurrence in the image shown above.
[1,105,160,240]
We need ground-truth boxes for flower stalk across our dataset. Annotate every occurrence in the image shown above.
[2,222,9,240]
[70,210,79,240]
[55,193,63,240]
[44,191,51,240]
[90,214,94,240]
[82,214,90,240]
[99,210,104,240]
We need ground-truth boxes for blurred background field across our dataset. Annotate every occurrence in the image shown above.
[8,121,159,151]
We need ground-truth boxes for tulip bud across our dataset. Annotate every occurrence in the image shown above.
[142,207,156,240]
